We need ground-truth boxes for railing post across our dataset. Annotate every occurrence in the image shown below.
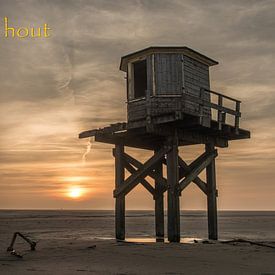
[217,95,223,130]
[199,88,211,127]
[235,101,240,134]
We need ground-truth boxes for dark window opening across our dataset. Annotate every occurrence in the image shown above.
[133,59,147,99]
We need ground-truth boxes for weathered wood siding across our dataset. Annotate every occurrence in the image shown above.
[146,55,153,96]
[128,96,194,122]
[183,55,211,122]
[183,56,210,95]
[154,53,182,95]
[127,99,146,121]
[127,53,212,124]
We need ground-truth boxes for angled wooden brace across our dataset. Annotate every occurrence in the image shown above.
[178,157,208,195]
[122,152,167,193]
[162,155,208,195]
[179,149,218,193]
[123,160,156,197]
[113,146,171,198]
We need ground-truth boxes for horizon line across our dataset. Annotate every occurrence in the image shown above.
[0,208,275,211]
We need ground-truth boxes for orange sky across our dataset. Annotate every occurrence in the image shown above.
[0,0,275,210]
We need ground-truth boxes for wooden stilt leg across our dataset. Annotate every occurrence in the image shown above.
[205,143,218,240]
[154,151,164,240]
[114,144,125,240]
[167,135,180,242]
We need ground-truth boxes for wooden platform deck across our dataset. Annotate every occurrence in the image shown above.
[79,116,250,150]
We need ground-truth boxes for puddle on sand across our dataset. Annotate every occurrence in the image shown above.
[125,237,203,244]
[93,237,204,244]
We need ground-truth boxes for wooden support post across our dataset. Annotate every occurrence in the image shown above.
[205,143,218,240]
[154,150,164,240]
[167,134,180,242]
[114,144,125,240]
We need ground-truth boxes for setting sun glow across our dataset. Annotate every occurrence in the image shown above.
[68,186,83,199]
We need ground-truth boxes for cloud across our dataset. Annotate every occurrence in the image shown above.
[0,0,274,209]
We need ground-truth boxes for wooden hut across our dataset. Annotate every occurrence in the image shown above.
[79,46,250,242]
[121,46,216,128]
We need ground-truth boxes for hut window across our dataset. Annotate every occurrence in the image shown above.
[133,59,147,99]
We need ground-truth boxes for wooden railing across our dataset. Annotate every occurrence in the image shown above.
[200,88,241,132]
[126,88,242,132]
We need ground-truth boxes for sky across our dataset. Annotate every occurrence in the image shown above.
[0,0,274,210]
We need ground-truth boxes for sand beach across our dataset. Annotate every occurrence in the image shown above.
[0,210,274,275]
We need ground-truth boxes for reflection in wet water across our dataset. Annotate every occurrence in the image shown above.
[125,237,203,243]
[93,237,204,244]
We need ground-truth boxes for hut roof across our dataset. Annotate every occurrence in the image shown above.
[120,46,219,72]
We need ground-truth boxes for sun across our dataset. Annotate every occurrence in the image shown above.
[68,186,83,199]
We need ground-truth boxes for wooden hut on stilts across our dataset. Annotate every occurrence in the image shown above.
[79,46,250,242]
